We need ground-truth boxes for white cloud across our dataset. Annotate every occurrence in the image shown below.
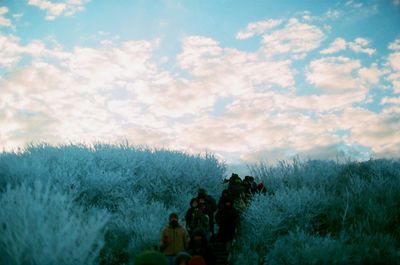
[358,63,381,85]
[325,9,342,19]
[393,0,400,6]
[27,0,88,20]
[387,39,400,93]
[261,18,325,59]
[348,37,375,56]
[0,34,23,68]
[236,19,283,40]
[320,37,375,55]
[306,56,362,92]
[381,97,400,105]
[320,38,346,54]
[0,6,12,27]
[389,39,400,51]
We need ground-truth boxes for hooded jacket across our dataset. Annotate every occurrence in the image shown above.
[160,223,189,256]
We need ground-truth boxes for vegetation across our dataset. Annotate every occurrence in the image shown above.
[233,158,400,265]
[1,144,399,264]
[0,143,225,265]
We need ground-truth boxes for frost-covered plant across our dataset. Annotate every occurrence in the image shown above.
[233,158,400,265]
[0,143,226,264]
[0,181,109,265]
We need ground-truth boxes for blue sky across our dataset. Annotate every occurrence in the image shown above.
[1,0,400,166]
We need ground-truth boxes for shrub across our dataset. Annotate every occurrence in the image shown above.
[0,181,109,265]
[233,158,400,264]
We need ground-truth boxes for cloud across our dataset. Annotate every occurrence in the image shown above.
[386,39,400,93]
[358,63,381,85]
[27,0,88,20]
[306,56,362,92]
[0,34,22,68]
[236,19,283,40]
[348,37,375,56]
[325,9,342,20]
[320,37,375,55]
[339,107,400,158]
[381,96,400,105]
[320,38,347,54]
[261,18,325,59]
[0,6,12,27]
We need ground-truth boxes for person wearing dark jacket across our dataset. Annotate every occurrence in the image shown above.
[217,189,231,210]
[215,198,239,251]
[187,228,216,265]
[185,198,199,235]
[197,188,217,237]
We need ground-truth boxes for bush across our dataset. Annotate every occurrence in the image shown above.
[233,158,400,265]
[0,181,109,265]
[0,143,226,264]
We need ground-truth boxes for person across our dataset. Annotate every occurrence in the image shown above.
[185,198,199,234]
[215,198,239,251]
[227,173,244,201]
[174,251,192,265]
[188,255,206,265]
[135,250,168,265]
[187,228,216,265]
[217,189,231,210]
[257,182,267,194]
[196,188,217,237]
[160,213,190,265]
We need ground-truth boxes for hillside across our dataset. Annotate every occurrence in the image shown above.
[1,144,399,264]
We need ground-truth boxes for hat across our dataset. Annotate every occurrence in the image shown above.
[135,250,168,265]
[169,212,178,220]
[188,255,206,265]
[174,252,192,265]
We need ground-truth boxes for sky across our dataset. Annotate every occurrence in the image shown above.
[0,0,400,167]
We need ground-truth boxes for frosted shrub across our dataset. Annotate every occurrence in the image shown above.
[233,158,400,264]
[265,230,349,265]
[0,143,227,263]
[0,181,109,265]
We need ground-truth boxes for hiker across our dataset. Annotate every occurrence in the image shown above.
[217,189,231,210]
[257,182,267,195]
[227,173,244,201]
[227,173,249,211]
[247,176,258,194]
[160,213,190,265]
[174,252,192,265]
[215,198,239,251]
[185,198,199,234]
[188,255,207,265]
[135,250,168,265]
[187,228,216,265]
[188,201,210,237]
[196,188,217,237]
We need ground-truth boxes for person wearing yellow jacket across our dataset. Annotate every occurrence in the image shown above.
[160,213,190,265]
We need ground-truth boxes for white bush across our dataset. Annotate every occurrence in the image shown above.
[0,181,109,265]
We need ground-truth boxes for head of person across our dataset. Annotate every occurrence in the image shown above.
[221,189,229,198]
[188,255,206,265]
[224,198,234,209]
[197,188,207,198]
[190,228,208,249]
[198,197,206,205]
[169,213,179,228]
[174,251,192,265]
[190,198,198,208]
[135,250,168,265]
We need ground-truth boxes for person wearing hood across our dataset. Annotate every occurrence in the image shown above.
[187,228,216,265]
[160,213,190,265]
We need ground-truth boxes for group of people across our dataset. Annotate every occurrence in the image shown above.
[135,173,267,265]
